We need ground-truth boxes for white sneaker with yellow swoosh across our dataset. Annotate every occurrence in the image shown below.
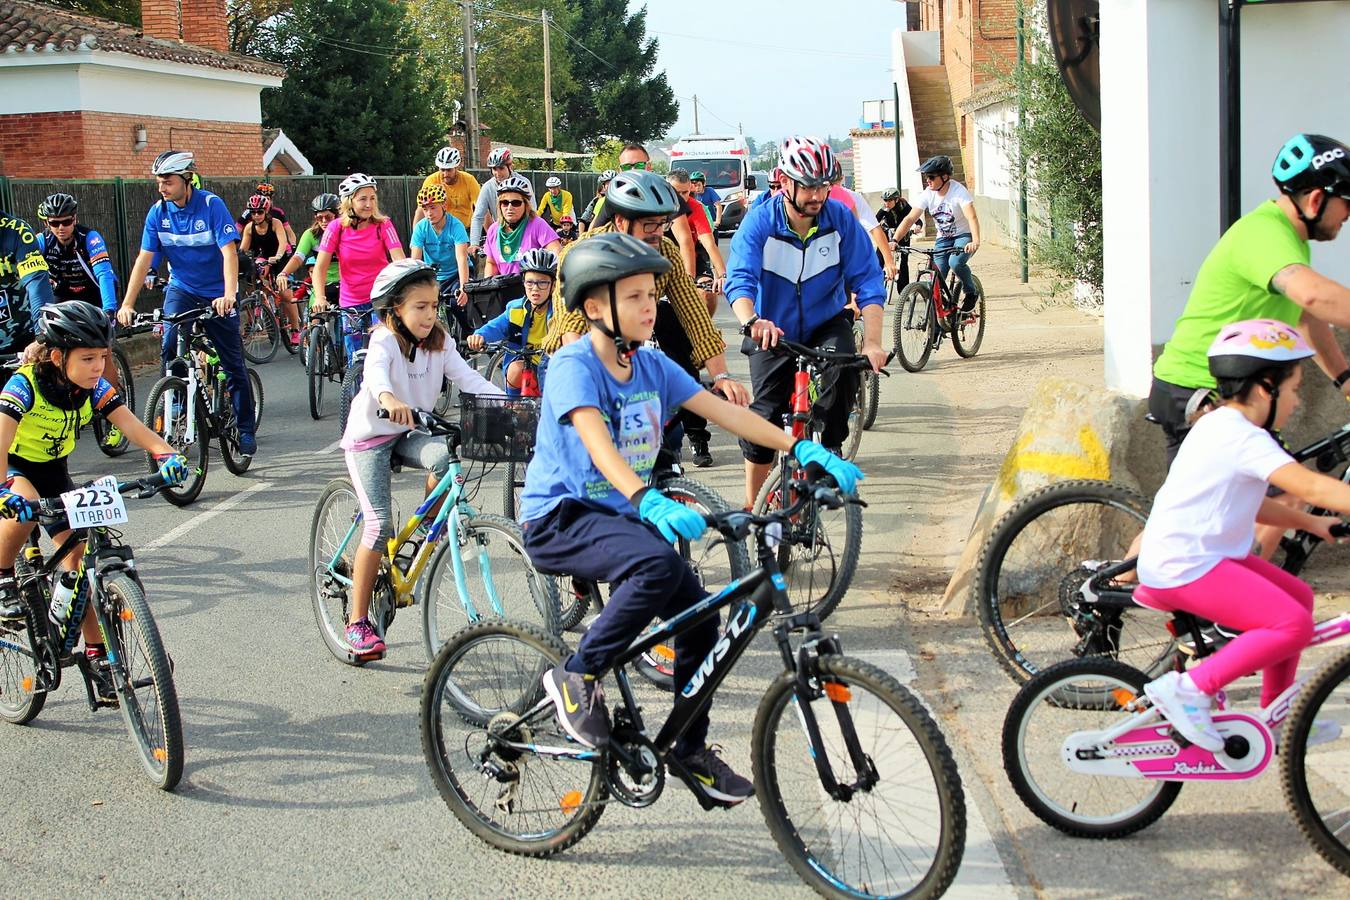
[543,664,610,748]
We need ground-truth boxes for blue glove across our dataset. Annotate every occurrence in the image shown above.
[792,439,864,494]
[154,453,190,486]
[636,488,707,543]
[0,488,33,523]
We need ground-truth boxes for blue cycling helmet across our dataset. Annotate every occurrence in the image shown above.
[1272,134,1350,197]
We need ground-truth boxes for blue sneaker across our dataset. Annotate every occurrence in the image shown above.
[238,432,257,457]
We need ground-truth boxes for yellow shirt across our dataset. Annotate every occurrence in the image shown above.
[422,170,481,229]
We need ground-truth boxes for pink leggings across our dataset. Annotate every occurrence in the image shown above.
[1138,555,1314,707]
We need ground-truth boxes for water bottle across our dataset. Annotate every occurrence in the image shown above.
[48,570,81,628]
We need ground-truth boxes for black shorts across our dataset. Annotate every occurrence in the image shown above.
[7,455,75,537]
[1147,376,1206,469]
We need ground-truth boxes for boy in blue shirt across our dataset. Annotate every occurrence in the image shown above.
[466,249,556,394]
[521,232,862,806]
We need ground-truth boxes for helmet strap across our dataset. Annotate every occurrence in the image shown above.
[1258,378,1280,433]
[586,283,637,367]
[786,182,817,219]
[1290,187,1328,236]
[390,311,422,362]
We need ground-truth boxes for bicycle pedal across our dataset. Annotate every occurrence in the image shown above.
[351,649,385,664]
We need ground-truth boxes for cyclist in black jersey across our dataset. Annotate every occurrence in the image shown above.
[240,194,301,344]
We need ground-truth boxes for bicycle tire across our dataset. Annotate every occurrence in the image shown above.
[893,283,936,373]
[143,376,207,507]
[1003,657,1181,838]
[862,368,880,430]
[950,275,986,359]
[754,654,966,899]
[974,479,1175,684]
[484,349,510,393]
[309,479,377,666]
[101,573,184,790]
[279,301,299,356]
[306,326,327,420]
[339,364,363,435]
[753,459,862,621]
[557,580,591,633]
[93,345,135,457]
[1282,643,1350,876]
[0,581,45,725]
[420,514,562,663]
[502,460,524,521]
[238,293,280,364]
[422,620,607,856]
[248,367,264,430]
[842,375,866,462]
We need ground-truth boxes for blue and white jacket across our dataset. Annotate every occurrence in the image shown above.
[724,195,884,342]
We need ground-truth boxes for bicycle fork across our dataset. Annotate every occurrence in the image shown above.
[786,634,880,801]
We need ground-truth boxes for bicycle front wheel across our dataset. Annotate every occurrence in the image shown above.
[93,345,135,457]
[753,459,862,621]
[422,620,606,856]
[950,275,985,359]
[754,655,965,899]
[893,283,936,373]
[502,460,525,521]
[310,479,364,665]
[143,375,207,506]
[238,293,280,364]
[102,573,184,790]
[306,326,329,420]
[1283,644,1350,876]
[842,374,866,461]
[421,514,562,663]
[0,595,45,725]
[339,364,363,434]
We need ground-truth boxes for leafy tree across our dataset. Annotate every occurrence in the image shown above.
[261,0,443,174]
[588,138,623,172]
[47,0,138,25]
[562,0,678,147]
[227,0,291,57]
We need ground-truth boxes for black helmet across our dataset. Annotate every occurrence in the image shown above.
[1272,134,1350,198]
[603,171,680,220]
[40,301,115,350]
[518,248,558,277]
[561,232,671,313]
[312,193,340,213]
[918,155,953,176]
[38,193,77,220]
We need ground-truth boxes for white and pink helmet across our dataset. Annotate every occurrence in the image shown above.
[1207,319,1313,380]
[778,136,836,188]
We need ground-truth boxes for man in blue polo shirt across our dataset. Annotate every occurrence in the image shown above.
[116,150,257,457]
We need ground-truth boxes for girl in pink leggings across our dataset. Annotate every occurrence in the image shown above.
[1137,319,1350,752]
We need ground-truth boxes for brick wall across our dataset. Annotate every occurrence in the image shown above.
[181,0,230,53]
[142,0,181,42]
[0,111,264,178]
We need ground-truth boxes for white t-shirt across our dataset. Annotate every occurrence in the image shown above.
[1138,406,1294,588]
[915,180,974,239]
[846,189,875,229]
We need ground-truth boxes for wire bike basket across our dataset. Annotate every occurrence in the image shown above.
[458,394,539,462]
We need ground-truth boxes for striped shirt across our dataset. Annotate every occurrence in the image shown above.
[541,224,725,366]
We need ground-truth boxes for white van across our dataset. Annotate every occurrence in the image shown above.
[668,134,759,235]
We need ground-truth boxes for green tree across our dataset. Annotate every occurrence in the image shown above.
[48,0,138,25]
[262,0,443,174]
[227,0,291,57]
[562,0,678,147]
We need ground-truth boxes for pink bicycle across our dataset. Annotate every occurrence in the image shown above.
[1003,599,1350,876]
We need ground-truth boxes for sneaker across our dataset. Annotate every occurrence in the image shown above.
[345,617,386,654]
[691,441,713,468]
[84,645,118,704]
[238,432,257,457]
[288,328,302,349]
[960,288,978,312]
[0,571,22,622]
[1144,671,1224,752]
[675,744,753,806]
[542,663,609,748]
[102,425,124,449]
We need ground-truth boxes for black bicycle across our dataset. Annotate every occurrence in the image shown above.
[338,307,376,434]
[421,472,965,898]
[0,474,184,789]
[304,307,351,421]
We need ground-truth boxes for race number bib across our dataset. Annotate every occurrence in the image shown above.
[62,476,128,529]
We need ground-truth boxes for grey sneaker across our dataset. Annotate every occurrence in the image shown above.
[676,744,753,806]
[542,663,609,748]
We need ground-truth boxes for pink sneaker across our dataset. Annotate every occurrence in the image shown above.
[345,618,386,654]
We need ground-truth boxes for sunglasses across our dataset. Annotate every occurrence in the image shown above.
[923,174,943,182]
[251,210,267,216]
[315,213,336,222]
[47,218,75,227]
[619,161,649,171]
[499,199,525,208]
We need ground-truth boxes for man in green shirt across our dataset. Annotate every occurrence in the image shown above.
[1150,133,1350,464]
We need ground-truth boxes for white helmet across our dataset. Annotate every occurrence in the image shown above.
[778,136,836,188]
[546,176,562,188]
[370,259,436,311]
[599,169,617,183]
[434,146,461,169]
[496,174,533,198]
[151,150,196,177]
[339,172,377,198]
[486,147,512,168]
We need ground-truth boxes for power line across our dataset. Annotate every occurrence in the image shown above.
[647,27,890,61]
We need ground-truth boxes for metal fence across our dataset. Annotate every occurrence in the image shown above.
[0,170,600,284]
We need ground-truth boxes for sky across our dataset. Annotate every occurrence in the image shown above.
[632,0,903,146]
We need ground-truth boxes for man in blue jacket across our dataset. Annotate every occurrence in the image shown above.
[724,136,886,508]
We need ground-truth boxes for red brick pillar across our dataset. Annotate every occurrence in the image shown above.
[181,0,230,52]
[141,0,181,42]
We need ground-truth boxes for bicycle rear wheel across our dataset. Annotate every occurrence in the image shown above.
[1003,657,1180,838]
[238,293,281,364]
[974,480,1174,684]
[421,514,562,663]
[893,283,936,373]
[93,345,135,457]
[484,349,511,393]
[0,593,45,725]
[421,621,606,855]
[842,375,866,461]
[102,573,184,790]
[1283,644,1350,876]
[143,376,207,507]
[753,459,861,621]
[339,363,363,434]
[754,655,965,899]
[950,275,985,359]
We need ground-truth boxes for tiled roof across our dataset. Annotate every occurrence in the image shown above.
[0,0,284,77]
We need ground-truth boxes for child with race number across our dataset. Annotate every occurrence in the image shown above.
[520,232,863,806]
[338,260,503,656]
[466,248,557,395]
[0,302,188,701]
[1137,320,1350,752]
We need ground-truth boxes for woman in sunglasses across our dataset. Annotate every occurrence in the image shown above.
[481,174,562,277]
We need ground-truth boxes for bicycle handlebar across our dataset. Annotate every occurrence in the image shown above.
[701,465,851,543]
[29,474,171,527]
[739,336,891,374]
[376,407,460,437]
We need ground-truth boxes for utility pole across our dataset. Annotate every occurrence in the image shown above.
[542,9,553,152]
[462,1,481,168]
[692,94,700,133]
[1015,11,1029,284]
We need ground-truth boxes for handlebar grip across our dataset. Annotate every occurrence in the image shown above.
[740,335,761,355]
[1330,523,1350,539]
